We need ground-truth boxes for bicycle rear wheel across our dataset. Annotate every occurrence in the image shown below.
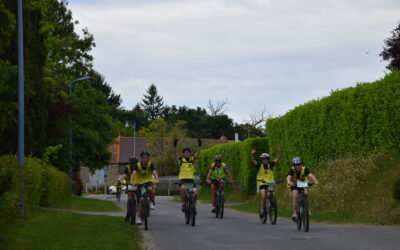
[269,195,277,225]
[142,199,149,231]
[302,198,309,232]
[130,197,136,225]
[219,193,224,219]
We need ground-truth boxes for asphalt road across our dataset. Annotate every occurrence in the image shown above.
[103,194,400,250]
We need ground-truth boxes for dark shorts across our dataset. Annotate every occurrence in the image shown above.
[290,187,306,192]
[180,178,196,187]
[136,182,153,198]
[259,185,270,191]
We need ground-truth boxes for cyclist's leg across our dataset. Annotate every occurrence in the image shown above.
[291,188,299,213]
[259,186,267,211]
[211,183,217,207]
[136,184,143,220]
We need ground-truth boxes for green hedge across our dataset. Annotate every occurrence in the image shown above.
[266,71,400,177]
[197,138,270,195]
[0,155,69,229]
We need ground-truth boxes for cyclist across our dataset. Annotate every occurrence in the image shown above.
[206,155,233,213]
[116,178,123,199]
[172,138,202,211]
[130,151,159,225]
[123,156,138,221]
[250,145,282,219]
[286,157,319,222]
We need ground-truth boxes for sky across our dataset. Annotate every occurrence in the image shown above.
[68,0,400,123]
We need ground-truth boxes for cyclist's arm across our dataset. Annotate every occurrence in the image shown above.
[286,169,294,186]
[206,170,212,183]
[273,144,282,163]
[152,170,159,184]
[250,148,257,165]
[307,173,319,185]
[194,138,202,158]
[226,169,233,182]
[130,170,137,185]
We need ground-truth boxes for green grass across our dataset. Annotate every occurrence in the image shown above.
[50,196,121,212]
[227,197,377,225]
[0,209,141,250]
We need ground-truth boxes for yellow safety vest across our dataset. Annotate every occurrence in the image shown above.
[288,166,308,188]
[124,165,133,183]
[179,157,195,179]
[135,162,154,184]
[210,163,227,180]
[256,163,274,185]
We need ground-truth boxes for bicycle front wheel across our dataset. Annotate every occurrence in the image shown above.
[302,198,309,232]
[130,197,136,225]
[219,193,224,219]
[142,199,149,231]
[269,195,277,225]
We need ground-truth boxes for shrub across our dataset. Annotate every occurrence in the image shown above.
[394,178,400,201]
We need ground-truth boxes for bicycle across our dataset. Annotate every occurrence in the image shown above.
[211,180,231,219]
[257,180,283,225]
[175,182,197,226]
[292,181,315,232]
[139,185,151,231]
[126,185,137,225]
[116,187,122,202]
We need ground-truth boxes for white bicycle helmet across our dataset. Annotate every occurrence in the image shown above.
[260,153,270,159]
[292,157,303,165]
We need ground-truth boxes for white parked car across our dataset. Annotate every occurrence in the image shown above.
[108,184,126,194]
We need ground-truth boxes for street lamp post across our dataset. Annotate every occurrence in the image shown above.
[69,76,90,194]
[17,0,24,218]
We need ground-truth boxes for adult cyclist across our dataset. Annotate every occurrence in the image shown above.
[123,157,138,221]
[206,155,233,213]
[250,145,282,219]
[130,151,159,225]
[287,157,319,222]
[172,138,202,211]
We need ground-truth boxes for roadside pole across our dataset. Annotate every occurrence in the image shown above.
[104,167,108,199]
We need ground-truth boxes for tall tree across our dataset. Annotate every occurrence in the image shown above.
[141,84,164,120]
[380,21,400,71]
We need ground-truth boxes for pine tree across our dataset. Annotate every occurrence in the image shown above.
[141,84,165,120]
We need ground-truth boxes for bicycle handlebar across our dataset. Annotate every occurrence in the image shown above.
[257,180,285,184]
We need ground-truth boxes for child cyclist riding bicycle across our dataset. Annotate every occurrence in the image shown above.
[172,138,201,211]
[123,157,138,221]
[206,155,233,214]
[130,151,159,225]
[250,145,282,219]
[286,157,319,222]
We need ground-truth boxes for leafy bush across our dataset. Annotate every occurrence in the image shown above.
[266,71,400,177]
[197,138,271,195]
[0,155,69,230]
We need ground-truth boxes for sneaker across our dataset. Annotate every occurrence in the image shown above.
[150,203,155,210]
[291,213,298,222]
[137,218,142,225]
[211,208,216,214]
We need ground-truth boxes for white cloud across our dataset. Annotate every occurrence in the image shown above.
[68,0,400,122]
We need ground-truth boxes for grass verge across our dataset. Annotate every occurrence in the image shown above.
[50,196,121,212]
[0,209,141,250]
